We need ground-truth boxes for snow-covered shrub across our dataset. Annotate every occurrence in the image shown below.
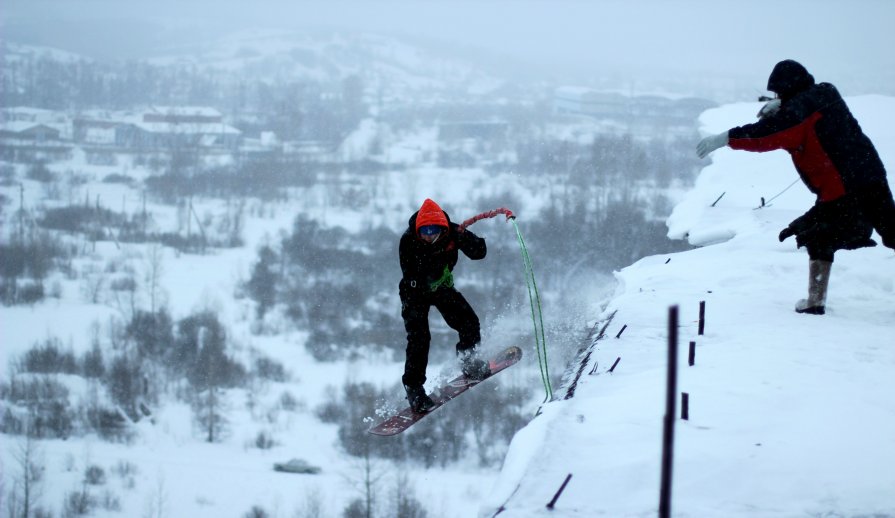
[1,376,75,438]
[252,355,288,383]
[243,505,270,518]
[0,233,67,305]
[62,486,95,517]
[84,465,106,485]
[99,490,122,511]
[85,406,132,442]
[104,354,142,419]
[18,338,78,375]
[26,161,55,183]
[125,309,174,361]
[253,430,276,450]
[278,390,301,412]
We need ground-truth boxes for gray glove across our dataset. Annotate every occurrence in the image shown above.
[696,131,729,159]
[757,99,781,119]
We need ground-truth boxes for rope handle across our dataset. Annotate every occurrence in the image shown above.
[458,207,515,233]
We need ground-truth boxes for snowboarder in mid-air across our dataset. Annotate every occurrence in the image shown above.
[697,59,895,315]
[398,198,490,413]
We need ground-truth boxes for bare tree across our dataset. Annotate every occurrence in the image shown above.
[193,384,228,443]
[292,486,326,518]
[224,198,245,247]
[143,472,168,518]
[390,469,427,518]
[109,275,139,319]
[80,266,106,305]
[144,245,165,314]
[189,319,237,443]
[342,445,384,518]
[6,428,45,518]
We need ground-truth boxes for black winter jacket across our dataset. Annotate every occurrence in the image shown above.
[728,68,887,203]
[399,210,486,292]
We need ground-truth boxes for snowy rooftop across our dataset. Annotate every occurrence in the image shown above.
[145,106,224,117]
[129,121,241,135]
[484,96,895,517]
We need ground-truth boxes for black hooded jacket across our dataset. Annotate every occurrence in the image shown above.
[398,210,486,292]
[727,59,888,203]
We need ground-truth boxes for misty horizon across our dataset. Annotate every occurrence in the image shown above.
[4,0,895,98]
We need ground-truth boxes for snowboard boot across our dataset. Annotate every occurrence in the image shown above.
[404,385,435,413]
[458,349,491,381]
[795,259,832,315]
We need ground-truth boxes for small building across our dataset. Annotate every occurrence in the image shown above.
[115,120,241,150]
[552,86,717,132]
[1,107,60,124]
[438,121,509,142]
[554,87,630,119]
[141,106,224,125]
[2,106,72,139]
[74,106,242,150]
[282,139,338,163]
[0,122,61,142]
[0,121,71,162]
[73,119,119,145]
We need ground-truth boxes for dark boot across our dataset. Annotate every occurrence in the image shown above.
[795,259,832,315]
[404,385,435,413]
[458,349,490,381]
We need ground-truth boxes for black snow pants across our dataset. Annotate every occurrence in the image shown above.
[786,195,875,262]
[399,279,480,388]
[860,181,895,251]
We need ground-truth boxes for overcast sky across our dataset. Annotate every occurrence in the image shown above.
[4,0,895,94]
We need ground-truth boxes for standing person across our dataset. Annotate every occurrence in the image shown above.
[399,198,491,412]
[697,59,895,315]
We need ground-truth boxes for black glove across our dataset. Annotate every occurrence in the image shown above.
[778,226,795,242]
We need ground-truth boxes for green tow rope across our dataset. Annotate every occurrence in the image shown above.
[460,208,552,402]
[511,219,552,402]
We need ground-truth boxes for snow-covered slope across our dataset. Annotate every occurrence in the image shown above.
[483,96,895,517]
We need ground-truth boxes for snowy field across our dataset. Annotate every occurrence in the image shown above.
[483,96,895,517]
[4,88,893,517]
[0,129,583,516]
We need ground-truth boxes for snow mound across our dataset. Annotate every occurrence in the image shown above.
[483,95,895,517]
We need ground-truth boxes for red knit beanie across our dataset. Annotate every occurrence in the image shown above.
[415,198,448,234]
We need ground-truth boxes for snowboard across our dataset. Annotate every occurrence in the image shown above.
[368,346,523,436]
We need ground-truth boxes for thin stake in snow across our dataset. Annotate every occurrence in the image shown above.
[659,305,679,518]
[711,191,726,207]
[688,341,696,366]
[615,324,627,339]
[608,357,621,373]
[545,473,572,510]
[698,301,706,336]
[681,392,690,420]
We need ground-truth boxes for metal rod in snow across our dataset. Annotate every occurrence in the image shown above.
[608,357,621,373]
[698,301,706,336]
[615,324,627,339]
[659,305,679,518]
[546,473,572,510]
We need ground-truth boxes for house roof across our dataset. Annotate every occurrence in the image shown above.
[128,121,241,135]
[146,106,223,118]
[0,121,61,134]
[1,106,58,119]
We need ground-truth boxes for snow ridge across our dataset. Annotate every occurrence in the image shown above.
[484,96,895,517]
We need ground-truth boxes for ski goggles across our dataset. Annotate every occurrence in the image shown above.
[419,225,444,237]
